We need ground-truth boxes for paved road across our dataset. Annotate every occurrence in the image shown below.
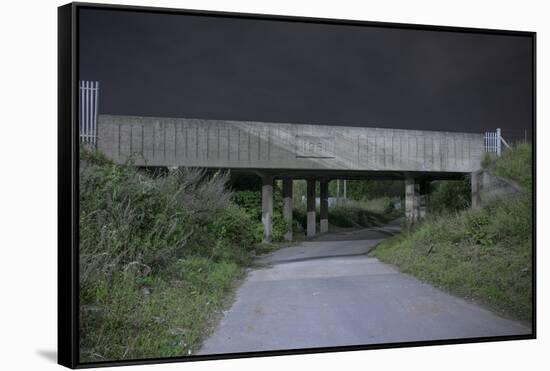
[198,219,531,355]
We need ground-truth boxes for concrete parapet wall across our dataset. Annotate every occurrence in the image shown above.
[97,115,484,173]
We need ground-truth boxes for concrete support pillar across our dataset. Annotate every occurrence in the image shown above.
[471,172,481,208]
[261,175,273,242]
[306,179,316,238]
[419,180,430,219]
[320,180,329,233]
[405,177,420,222]
[282,178,293,242]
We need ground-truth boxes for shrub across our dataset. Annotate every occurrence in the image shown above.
[210,205,262,250]
[79,147,267,361]
[430,179,471,214]
[232,189,287,242]
[79,164,235,284]
[232,190,261,216]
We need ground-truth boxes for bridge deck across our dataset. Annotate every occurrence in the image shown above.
[97,115,484,174]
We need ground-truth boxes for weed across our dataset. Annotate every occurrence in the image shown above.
[79,147,264,362]
[372,194,532,321]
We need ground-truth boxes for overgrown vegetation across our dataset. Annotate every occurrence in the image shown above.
[79,148,266,362]
[483,143,532,191]
[345,179,404,200]
[429,179,471,214]
[232,189,288,242]
[291,179,404,203]
[372,144,533,322]
[79,141,532,361]
[293,197,400,230]
[327,198,398,228]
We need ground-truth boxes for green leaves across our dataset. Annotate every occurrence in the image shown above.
[465,213,494,247]
[430,179,471,214]
[79,146,268,361]
[232,190,287,242]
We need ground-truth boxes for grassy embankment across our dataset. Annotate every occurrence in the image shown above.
[372,144,533,322]
[79,148,281,362]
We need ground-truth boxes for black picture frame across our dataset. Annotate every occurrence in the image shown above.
[58,2,536,368]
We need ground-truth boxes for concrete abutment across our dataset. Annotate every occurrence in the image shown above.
[320,180,329,234]
[261,175,274,242]
[405,177,432,222]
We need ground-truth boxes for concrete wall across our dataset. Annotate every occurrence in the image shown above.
[97,115,484,173]
[471,170,524,207]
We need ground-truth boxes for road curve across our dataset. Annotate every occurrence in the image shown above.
[198,219,531,355]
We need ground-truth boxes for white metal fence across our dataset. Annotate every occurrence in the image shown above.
[484,128,511,156]
[79,80,99,146]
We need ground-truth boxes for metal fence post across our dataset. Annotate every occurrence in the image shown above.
[496,128,501,156]
[93,81,99,147]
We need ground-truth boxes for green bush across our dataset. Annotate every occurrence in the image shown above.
[210,205,262,250]
[232,190,262,216]
[79,147,267,362]
[232,189,287,242]
[430,179,471,214]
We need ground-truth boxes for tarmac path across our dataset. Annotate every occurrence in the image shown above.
[198,218,531,354]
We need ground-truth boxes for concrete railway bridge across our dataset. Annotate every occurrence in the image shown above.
[96,115,485,242]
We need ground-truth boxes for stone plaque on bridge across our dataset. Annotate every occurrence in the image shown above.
[295,136,336,158]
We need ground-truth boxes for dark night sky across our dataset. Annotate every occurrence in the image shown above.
[79,8,533,137]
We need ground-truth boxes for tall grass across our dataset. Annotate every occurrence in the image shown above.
[373,145,533,321]
[484,143,532,191]
[79,148,262,362]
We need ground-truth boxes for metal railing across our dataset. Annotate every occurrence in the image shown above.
[484,128,512,156]
[79,80,99,146]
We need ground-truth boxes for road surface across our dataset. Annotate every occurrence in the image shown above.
[198,218,531,354]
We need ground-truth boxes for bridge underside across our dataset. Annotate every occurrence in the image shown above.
[140,166,469,242]
[162,166,468,242]
[228,168,467,181]
[225,169,467,242]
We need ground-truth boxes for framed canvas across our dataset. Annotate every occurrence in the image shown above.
[58,2,536,368]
